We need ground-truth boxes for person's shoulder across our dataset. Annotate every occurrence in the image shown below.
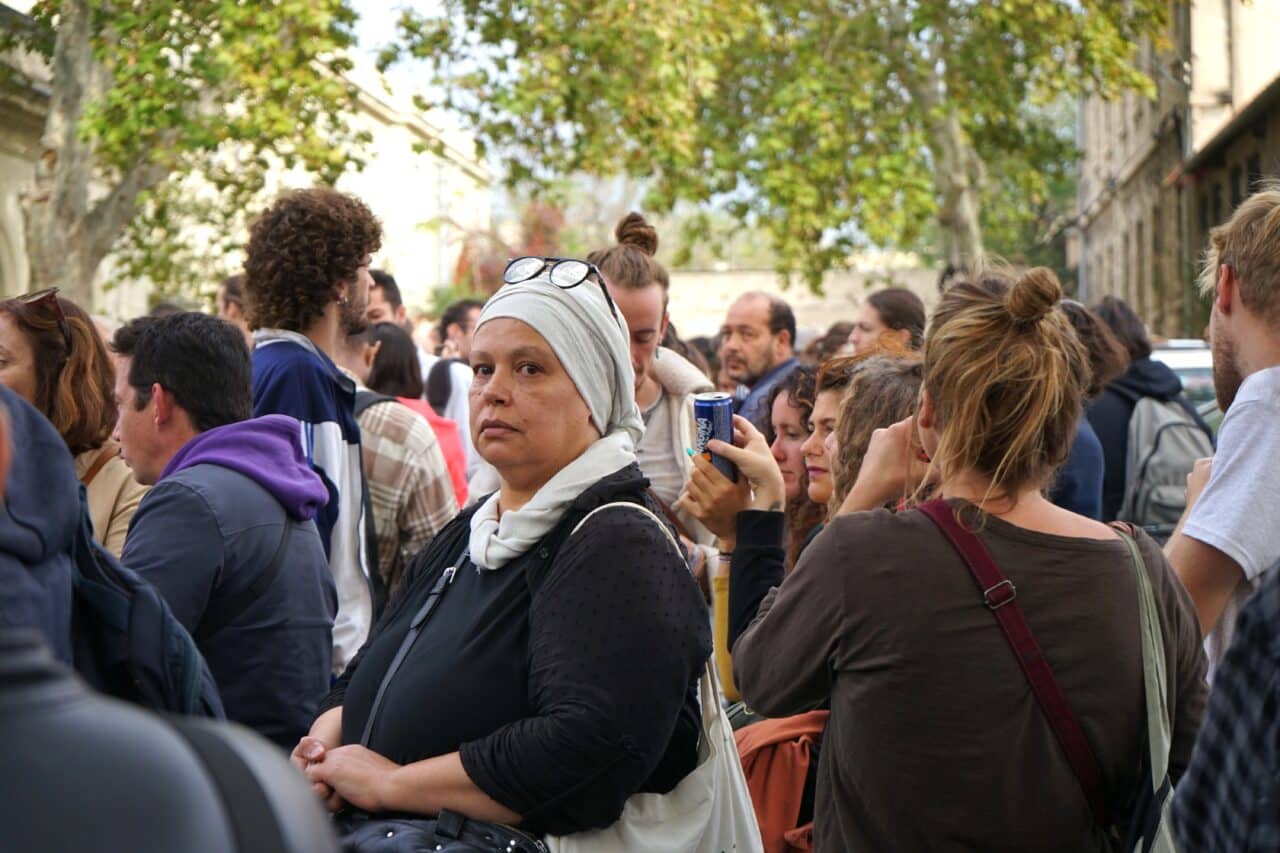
[253,337,321,371]
[88,452,149,502]
[562,498,683,568]
[823,505,923,543]
[132,475,222,538]
[1228,366,1280,414]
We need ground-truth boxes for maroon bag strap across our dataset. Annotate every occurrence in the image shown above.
[917,499,1108,828]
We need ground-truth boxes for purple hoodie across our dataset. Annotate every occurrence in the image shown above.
[159,415,329,520]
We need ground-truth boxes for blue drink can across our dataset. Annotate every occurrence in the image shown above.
[693,392,738,482]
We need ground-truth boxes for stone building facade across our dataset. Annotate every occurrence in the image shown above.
[1077,1,1280,336]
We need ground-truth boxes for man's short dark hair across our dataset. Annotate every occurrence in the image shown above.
[370,270,402,310]
[219,274,244,308]
[1091,295,1149,362]
[112,313,253,432]
[766,294,796,350]
[243,188,383,333]
[437,298,485,346]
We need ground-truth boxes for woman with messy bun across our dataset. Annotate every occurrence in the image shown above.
[589,213,720,590]
[733,266,1207,851]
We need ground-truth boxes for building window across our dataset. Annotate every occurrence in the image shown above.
[1135,220,1146,317]
[1230,166,1244,208]
[1211,183,1223,229]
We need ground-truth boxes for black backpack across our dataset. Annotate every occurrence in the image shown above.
[70,489,224,717]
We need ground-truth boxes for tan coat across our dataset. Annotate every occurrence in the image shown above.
[75,442,148,557]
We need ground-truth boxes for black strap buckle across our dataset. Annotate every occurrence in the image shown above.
[983,579,1017,610]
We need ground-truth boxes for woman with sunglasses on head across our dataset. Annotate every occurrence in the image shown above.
[293,258,711,842]
[731,267,1207,851]
[0,290,146,556]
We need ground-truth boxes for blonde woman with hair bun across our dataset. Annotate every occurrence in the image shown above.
[733,266,1208,851]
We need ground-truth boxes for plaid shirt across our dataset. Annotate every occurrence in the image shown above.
[357,393,458,595]
[1171,562,1280,851]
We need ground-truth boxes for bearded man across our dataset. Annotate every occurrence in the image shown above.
[243,187,381,672]
[1169,184,1280,853]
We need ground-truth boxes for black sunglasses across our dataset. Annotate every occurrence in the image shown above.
[502,256,621,327]
[15,287,72,353]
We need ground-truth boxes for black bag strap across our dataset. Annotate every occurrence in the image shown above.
[353,390,396,418]
[352,390,394,620]
[426,358,459,416]
[195,523,291,644]
[358,556,464,746]
[169,718,287,853]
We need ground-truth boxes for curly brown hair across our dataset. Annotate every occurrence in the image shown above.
[243,188,382,332]
[828,354,923,514]
[0,293,117,454]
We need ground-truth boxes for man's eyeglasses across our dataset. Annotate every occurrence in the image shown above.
[15,287,72,353]
[502,256,621,327]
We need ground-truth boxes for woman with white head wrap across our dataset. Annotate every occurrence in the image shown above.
[297,261,712,842]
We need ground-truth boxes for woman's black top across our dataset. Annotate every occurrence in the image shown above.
[320,464,711,835]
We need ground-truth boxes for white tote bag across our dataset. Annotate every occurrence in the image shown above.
[546,503,764,853]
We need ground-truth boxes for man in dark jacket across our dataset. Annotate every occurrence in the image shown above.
[0,384,76,663]
[1087,296,1211,521]
[113,312,336,748]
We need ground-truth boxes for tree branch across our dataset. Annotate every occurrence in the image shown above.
[83,157,171,269]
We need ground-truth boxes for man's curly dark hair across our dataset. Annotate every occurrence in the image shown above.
[243,188,382,332]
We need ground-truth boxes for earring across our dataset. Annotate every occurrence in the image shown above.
[655,348,661,360]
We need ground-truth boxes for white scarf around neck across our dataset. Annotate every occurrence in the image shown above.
[468,431,635,570]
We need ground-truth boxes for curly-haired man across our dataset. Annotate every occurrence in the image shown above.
[244,187,382,673]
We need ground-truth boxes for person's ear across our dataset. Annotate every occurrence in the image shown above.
[885,327,911,351]
[1216,264,1236,315]
[660,311,670,341]
[363,340,382,371]
[917,388,936,431]
[152,383,174,427]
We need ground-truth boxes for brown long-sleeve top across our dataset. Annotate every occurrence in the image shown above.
[734,501,1207,852]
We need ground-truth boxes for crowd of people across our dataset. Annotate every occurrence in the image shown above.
[4,182,1280,852]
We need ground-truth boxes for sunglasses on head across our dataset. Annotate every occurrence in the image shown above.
[14,287,72,353]
[502,256,621,327]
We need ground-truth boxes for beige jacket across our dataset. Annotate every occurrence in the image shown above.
[648,347,717,548]
[75,442,148,557]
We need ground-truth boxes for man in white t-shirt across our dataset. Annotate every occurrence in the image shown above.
[1166,187,1280,666]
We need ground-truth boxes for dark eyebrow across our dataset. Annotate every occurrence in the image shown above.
[510,345,554,360]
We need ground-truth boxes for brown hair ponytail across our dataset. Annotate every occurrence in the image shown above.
[587,211,670,296]
[922,266,1088,503]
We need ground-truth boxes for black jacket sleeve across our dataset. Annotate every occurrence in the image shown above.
[458,505,711,835]
[728,510,786,651]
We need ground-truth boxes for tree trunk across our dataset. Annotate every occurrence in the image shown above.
[929,108,985,274]
[21,0,166,308]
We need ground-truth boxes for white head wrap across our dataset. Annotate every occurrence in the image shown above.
[467,269,645,569]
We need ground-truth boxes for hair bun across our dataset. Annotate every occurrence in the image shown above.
[615,212,658,256]
[1007,267,1062,325]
